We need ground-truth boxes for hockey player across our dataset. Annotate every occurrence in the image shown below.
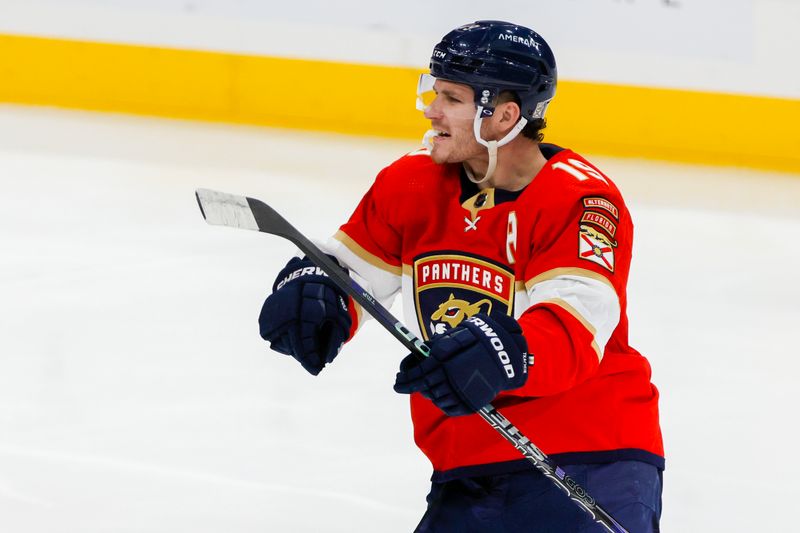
[259,20,663,531]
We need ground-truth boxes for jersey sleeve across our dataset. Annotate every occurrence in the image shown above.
[508,158,628,398]
[321,166,404,331]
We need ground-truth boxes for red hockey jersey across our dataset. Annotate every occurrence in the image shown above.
[326,144,663,480]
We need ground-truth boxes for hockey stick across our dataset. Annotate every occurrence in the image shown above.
[195,188,628,533]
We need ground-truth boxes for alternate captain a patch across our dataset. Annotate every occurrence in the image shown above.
[579,225,616,272]
[413,252,515,340]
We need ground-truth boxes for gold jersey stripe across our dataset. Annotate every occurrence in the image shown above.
[525,267,615,292]
[334,230,402,275]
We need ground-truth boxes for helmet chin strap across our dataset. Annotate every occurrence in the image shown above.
[465,107,528,184]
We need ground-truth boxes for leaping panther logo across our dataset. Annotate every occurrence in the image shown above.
[430,293,493,334]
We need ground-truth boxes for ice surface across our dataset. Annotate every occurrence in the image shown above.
[1,105,798,531]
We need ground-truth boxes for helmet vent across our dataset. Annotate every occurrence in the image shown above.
[445,54,484,74]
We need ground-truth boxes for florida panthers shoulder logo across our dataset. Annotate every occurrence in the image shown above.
[578,196,619,272]
[413,252,515,340]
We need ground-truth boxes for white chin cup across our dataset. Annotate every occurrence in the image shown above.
[422,129,437,151]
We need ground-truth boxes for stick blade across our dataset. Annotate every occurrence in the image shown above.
[195,188,259,231]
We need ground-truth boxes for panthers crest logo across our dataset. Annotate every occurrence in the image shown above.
[413,252,514,340]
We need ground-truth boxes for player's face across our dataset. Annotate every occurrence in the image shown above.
[423,80,485,165]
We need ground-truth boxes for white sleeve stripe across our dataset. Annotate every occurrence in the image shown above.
[526,274,621,359]
[322,236,400,303]
[401,274,424,339]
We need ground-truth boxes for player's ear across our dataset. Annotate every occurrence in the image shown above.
[496,100,521,132]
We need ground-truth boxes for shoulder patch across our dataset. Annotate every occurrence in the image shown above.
[580,211,618,239]
[578,225,615,272]
[582,197,619,219]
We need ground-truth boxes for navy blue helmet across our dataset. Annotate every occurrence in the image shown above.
[429,21,557,120]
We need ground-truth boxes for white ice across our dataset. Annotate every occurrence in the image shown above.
[1,105,798,532]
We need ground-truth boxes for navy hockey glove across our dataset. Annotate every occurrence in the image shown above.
[394,313,528,416]
[259,257,352,376]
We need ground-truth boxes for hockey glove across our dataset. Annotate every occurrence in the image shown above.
[259,257,352,375]
[394,313,528,416]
